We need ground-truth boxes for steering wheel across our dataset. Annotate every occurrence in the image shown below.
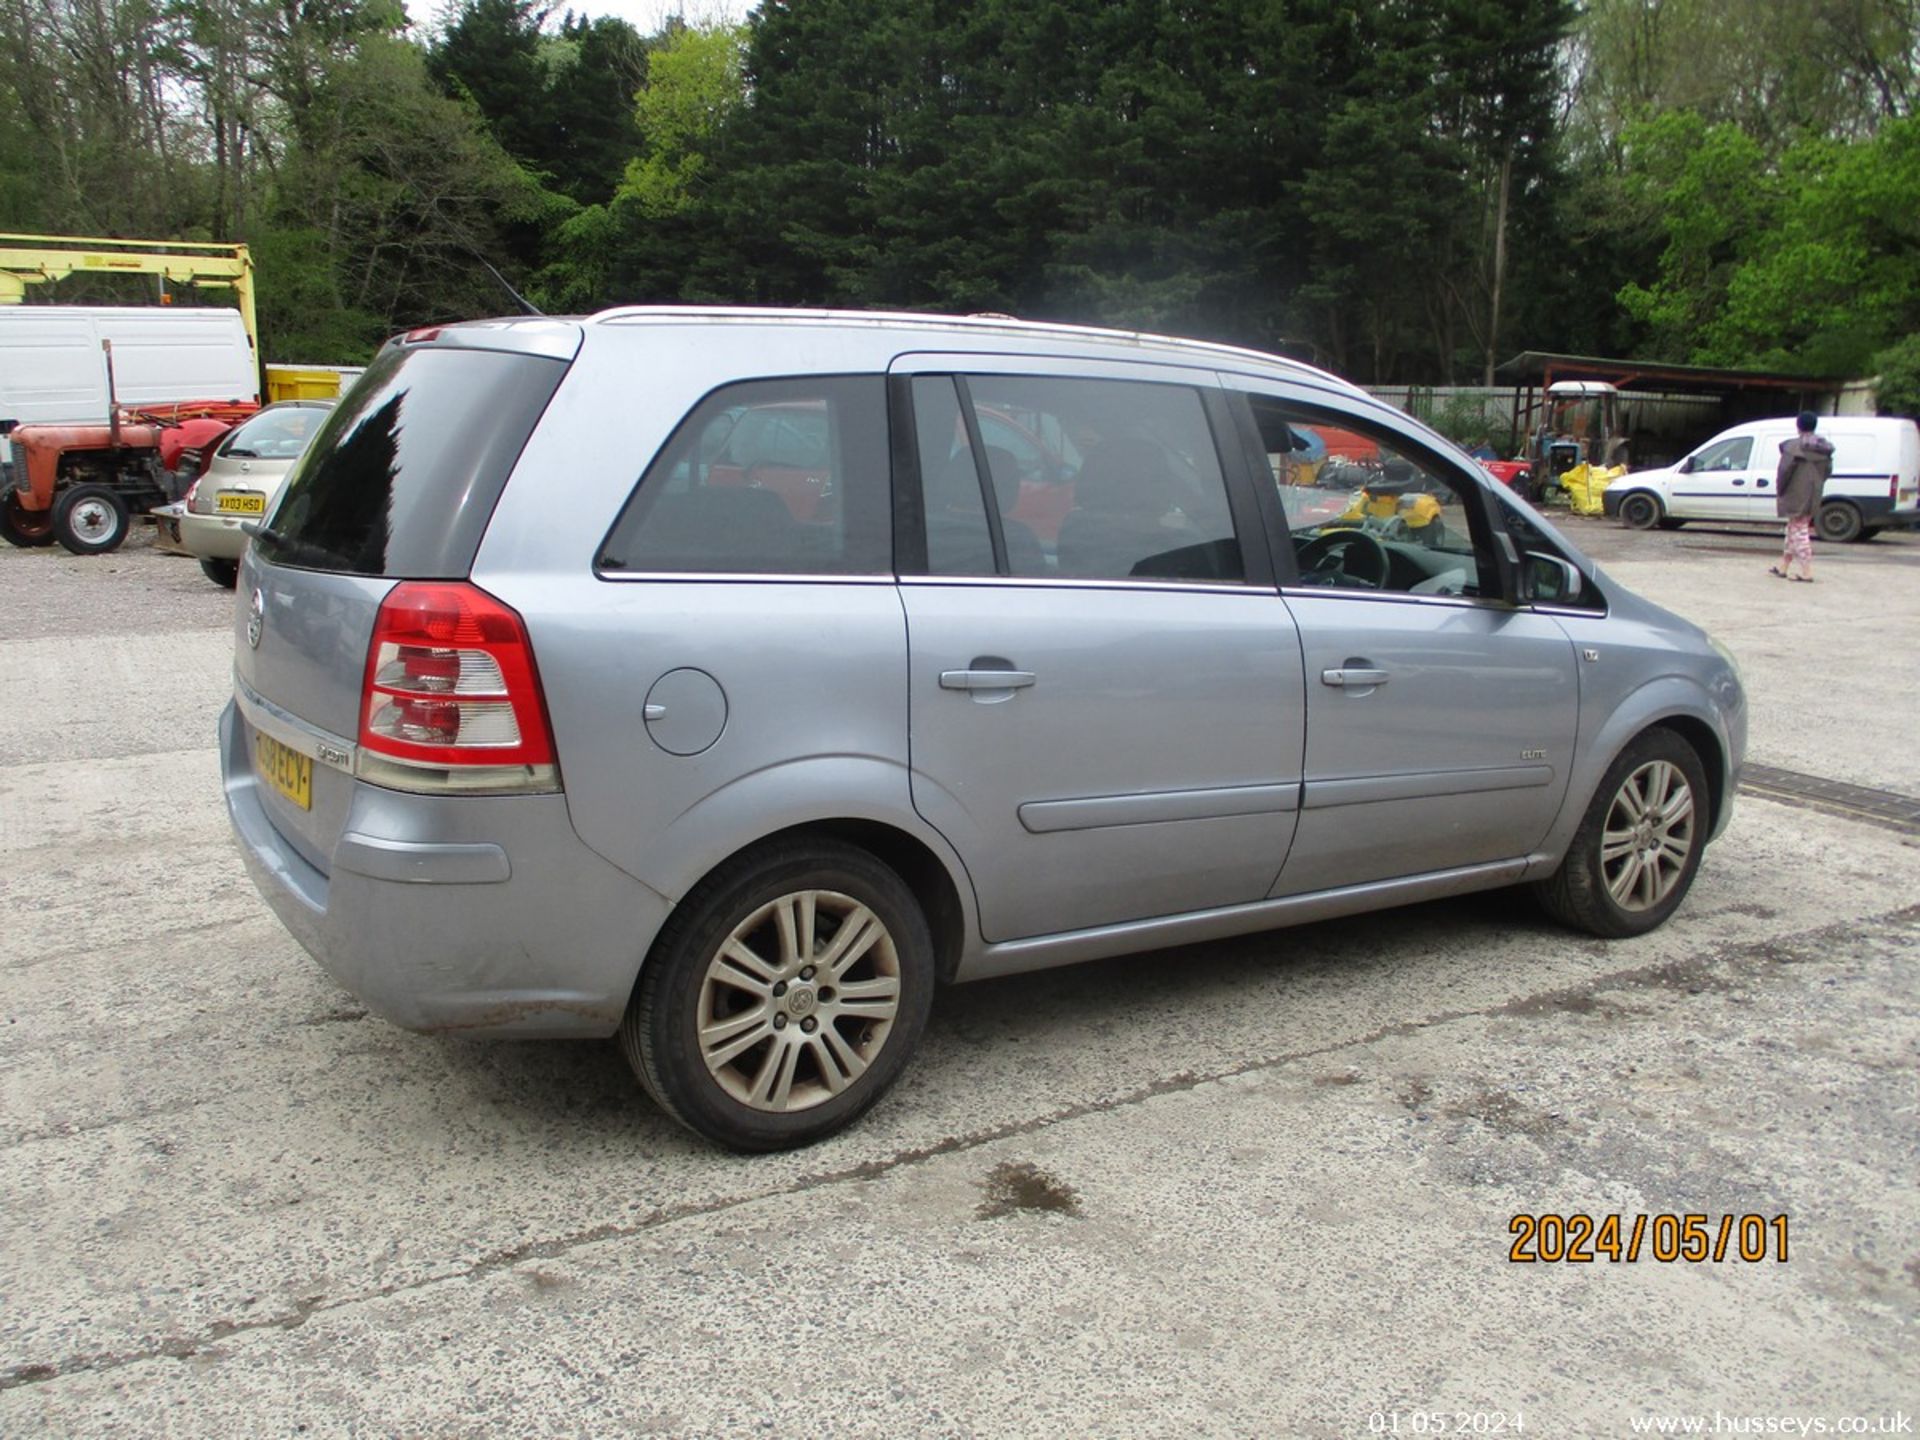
[1296,527,1390,589]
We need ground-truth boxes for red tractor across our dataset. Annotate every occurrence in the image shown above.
[4,401,257,554]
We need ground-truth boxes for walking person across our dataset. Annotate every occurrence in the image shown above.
[1770,410,1834,582]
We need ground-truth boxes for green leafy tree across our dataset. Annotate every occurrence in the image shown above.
[1613,113,1772,360]
[1571,0,1920,156]
[619,20,745,218]
[1705,116,1920,373]
[1869,333,1920,416]
[262,33,551,357]
[544,14,650,205]
[428,0,551,170]
[1614,114,1919,375]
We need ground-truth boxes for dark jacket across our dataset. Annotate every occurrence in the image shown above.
[1775,433,1835,518]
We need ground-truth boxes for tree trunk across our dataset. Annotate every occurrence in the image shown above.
[1484,148,1512,388]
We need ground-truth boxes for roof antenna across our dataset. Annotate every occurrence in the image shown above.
[464,247,544,316]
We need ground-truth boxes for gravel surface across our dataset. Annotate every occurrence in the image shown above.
[1,514,1914,1438]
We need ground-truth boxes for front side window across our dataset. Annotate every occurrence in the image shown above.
[598,376,890,576]
[1691,436,1753,471]
[1249,396,1491,599]
[915,374,1242,582]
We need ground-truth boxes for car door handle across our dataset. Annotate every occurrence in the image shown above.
[940,669,1036,691]
[1321,667,1389,687]
[1732,479,1746,486]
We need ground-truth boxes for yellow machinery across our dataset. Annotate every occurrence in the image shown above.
[0,234,357,401]
[262,365,358,401]
[0,233,258,353]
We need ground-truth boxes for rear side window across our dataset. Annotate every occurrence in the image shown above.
[259,346,566,577]
[915,374,1242,582]
[598,376,891,576]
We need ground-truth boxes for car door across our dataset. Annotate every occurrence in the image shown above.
[894,358,1306,943]
[1227,385,1581,896]
[1670,433,1758,520]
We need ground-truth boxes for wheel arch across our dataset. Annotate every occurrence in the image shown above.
[1649,713,1727,837]
[1537,677,1738,870]
[784,819,970,983]
[637,812,978,988]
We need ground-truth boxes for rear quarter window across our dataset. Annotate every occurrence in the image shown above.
[597,376,891,576]
[258,346,566,578]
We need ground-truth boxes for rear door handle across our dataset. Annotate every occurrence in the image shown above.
[940,669,1036,691]
[1321,667,1389,687]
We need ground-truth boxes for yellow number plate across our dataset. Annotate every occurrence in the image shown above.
[254,731,313,810]
[216,491,266,515]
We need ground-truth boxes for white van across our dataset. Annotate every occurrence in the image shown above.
[1604,414,1920,542]
[0,306,258,431]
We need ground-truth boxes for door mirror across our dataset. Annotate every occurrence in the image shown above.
[1676,455,1696,474]
[1522,552,1583,605]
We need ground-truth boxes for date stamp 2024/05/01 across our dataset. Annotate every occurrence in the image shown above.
[1508,1213,1788,1264]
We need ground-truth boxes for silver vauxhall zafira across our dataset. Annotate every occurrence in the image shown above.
[222,309,1746,1150]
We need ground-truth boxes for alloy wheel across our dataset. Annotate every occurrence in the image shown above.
[696,889,902,1112]
[1600,760,1696,911]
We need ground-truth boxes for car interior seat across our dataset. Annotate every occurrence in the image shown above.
[629,485,797,570]
[1055,438,1182,578]
[924,452,998,574]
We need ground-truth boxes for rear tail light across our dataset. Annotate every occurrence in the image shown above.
[1892,474,1900,500]
[357,582,561,795]
[184,478,201,511]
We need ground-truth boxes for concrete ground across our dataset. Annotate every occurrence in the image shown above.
[0,518,1914,1438]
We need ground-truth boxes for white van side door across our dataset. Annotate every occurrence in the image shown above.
[1671,431,1761,520]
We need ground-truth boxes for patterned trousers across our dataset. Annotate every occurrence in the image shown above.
[1783,515,1814,565]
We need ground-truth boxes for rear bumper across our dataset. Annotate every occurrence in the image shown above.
[220,700,672,1038]
[179,509,251,560]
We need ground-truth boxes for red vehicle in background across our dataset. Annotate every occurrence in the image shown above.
[4,400,258,554]
[1479,458,1535,496]
[699,399,838,523]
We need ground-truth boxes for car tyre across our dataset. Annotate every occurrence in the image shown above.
[1815,500,1863,543]
[0,494,53,548]
[199,557,239,589]
[621,837,935,1151]
[1533,728,1709,939]
[52,484,132,555]
[1617,491,1663,530]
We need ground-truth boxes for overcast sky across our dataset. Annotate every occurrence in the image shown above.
[549,0,756,35]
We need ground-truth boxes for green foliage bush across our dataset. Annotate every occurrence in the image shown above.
[1871,334,1920,418]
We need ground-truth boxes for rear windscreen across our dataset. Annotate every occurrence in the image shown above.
[256,346,566,577]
